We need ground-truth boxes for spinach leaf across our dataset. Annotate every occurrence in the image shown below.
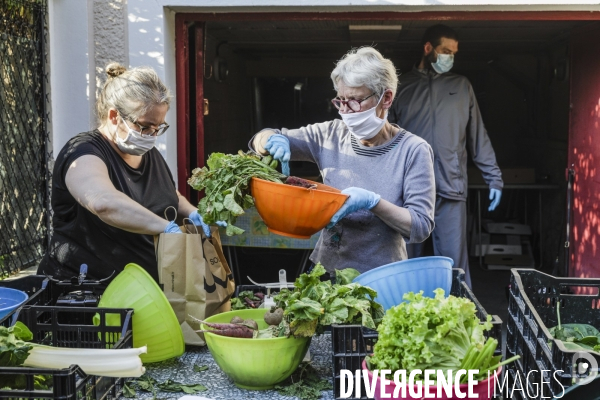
[193,364,208,372]
[549,301,600,353]
[157,379,207,393]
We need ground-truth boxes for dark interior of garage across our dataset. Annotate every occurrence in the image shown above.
[194,19,598,320]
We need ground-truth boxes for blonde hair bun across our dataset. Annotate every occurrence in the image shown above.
[106,63,127,78]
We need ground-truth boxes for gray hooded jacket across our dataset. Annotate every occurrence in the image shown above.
[389,66,503,201]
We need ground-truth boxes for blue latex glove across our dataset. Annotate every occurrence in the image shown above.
[327,187,381,228]
[263,134,291,176]
[188,210,228,237]
[189,210,213,237]
[164,220,181,233]
[488,188,502,211]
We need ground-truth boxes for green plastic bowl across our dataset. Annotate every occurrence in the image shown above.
[96,263,185,363]
[203,308,311,390]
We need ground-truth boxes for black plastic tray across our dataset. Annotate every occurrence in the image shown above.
[505,269,600,398]
[0,305,133,399]
[331,268,503,400]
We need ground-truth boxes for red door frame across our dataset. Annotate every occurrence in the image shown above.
[175,11,600,199]
[568,23,600,279]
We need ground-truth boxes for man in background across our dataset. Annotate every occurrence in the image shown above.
[388,24,503,287]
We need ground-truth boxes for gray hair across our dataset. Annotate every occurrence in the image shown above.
[330,47,398,98]
[96,62,172,123]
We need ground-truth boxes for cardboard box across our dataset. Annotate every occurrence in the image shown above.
[468,167,535,185]
[470,231,522,256]
[485,241,535,270]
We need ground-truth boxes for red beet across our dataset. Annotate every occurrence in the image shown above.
[285,176,317,189]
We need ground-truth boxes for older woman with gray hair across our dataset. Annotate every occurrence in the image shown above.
[251,47,436,274]
[38,63,219,283]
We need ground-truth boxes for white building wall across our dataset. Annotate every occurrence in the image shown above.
[93,0,129,115]
[49,0,600,187]
[48,0,92,158]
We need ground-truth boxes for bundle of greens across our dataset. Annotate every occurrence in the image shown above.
[231,290,264,310]
[187,151,285,236]
[549,301,600,353]
[367,289,519,383]
[274,263,384,338]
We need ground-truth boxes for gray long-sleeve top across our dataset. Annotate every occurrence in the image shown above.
[250,120,435,273]
[389,66,503,201]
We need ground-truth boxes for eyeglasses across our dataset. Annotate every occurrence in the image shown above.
[331,92,378,113]
[120,114,169,137]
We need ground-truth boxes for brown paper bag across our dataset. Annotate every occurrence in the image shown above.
[156,225,235,345]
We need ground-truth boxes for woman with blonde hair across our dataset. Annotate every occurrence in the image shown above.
[38,63,217,283]
[251,47,436,274]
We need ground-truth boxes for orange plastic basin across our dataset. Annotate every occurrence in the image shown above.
[250,177,349,239]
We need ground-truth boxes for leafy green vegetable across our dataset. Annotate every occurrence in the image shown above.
[275,362,332,400]
[0,322,53,391]
[187,151,286,235]
[11,322,33,342]
[0,373,52,390]
[0,322,34,367]
[254,320,291,338]
[124,375,207,398]
[549,301,600,353]
[123,376,156,398]
[122,382,137,398]
[157,379,207,393]
[368,289,518,383]
[230,297,246,310]
[193,364,209,372]
[231,290,263,310]
[335,268,361,285]
[551,324,600,352]
[275,263,384,337]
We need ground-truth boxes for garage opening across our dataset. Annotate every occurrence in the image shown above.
[178,16,598,317]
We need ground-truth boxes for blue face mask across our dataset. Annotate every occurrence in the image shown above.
[431,50,454,74]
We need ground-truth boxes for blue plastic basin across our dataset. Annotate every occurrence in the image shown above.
[0,287,29,321]
[353,256,454,311]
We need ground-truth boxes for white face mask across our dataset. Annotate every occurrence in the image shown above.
[339,93,387,141]
[115,119,157,156]
[431,50,454,74]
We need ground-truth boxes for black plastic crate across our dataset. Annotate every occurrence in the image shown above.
[0,275,50,325]
[0,274,106,326]
[234,284,270,298]
[0,305,133,400]
[506,269,600,398]
[331,268,503,400]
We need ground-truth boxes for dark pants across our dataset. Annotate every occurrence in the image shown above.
[407,196,471,288]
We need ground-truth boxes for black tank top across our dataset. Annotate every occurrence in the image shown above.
[38,130,179,283]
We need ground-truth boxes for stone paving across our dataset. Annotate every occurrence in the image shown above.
[133,333,334,400]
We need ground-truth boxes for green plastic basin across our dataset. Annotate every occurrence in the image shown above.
[202,308,311,390]
[95,263,185,363]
